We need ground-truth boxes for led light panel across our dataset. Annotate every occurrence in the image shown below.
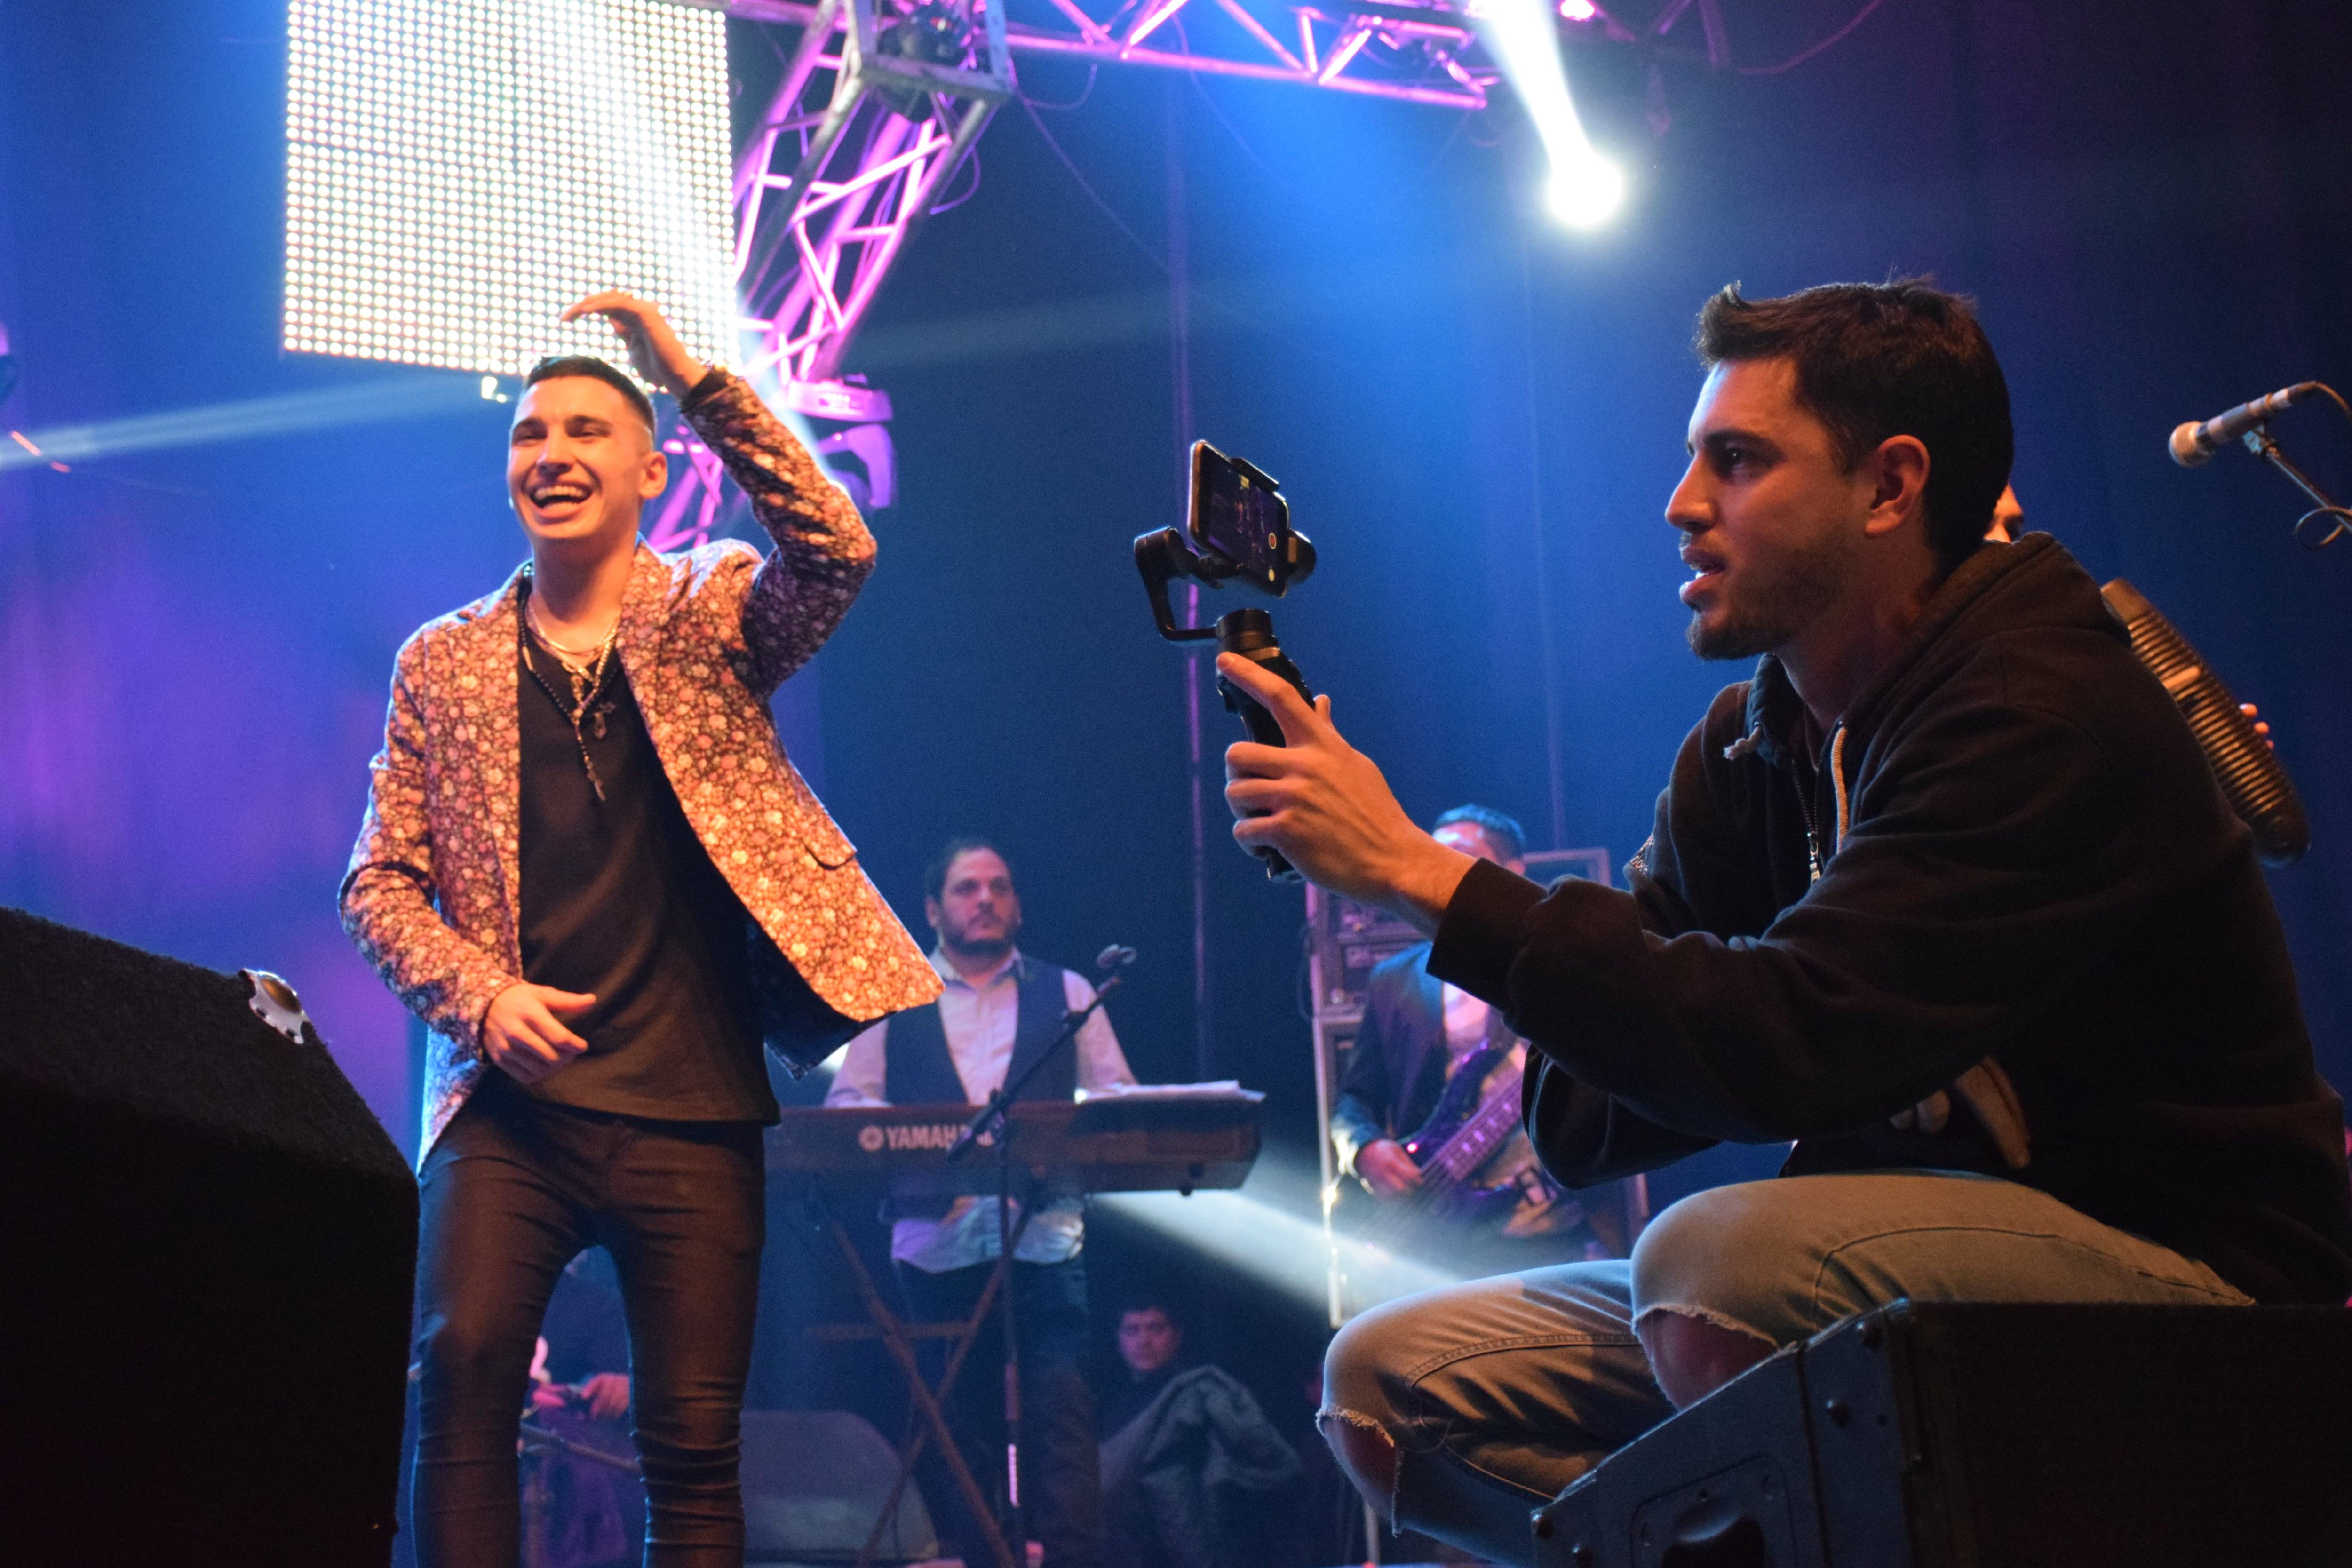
[285,0,737,379]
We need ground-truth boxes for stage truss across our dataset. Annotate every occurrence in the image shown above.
[654,0,1522,547]
[653,0,1868,546]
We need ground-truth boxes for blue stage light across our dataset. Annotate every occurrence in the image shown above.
[1479,0,1625,229]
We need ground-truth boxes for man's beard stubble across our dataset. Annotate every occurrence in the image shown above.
[1685,530,1854,662]
[944,916,1018,964]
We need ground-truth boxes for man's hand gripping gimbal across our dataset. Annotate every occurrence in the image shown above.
[1135,441,1317,881]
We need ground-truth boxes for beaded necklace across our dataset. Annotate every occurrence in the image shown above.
[518,571,620,802]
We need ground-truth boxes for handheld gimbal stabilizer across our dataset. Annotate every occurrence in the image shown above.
[1135,442,1318,882]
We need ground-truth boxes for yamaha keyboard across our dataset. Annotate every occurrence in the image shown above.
[767,1098,1261,1196]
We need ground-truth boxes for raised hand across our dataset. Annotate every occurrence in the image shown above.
[483,981,596,1084]
[560,291,707,398]
[1217,652,1478,932]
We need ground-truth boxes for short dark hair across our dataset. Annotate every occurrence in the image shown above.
[524,355,656,433]
[1694,280,2013,574]
[1433,804,1525,863]
[924,837,1008,904]
[1116,1289,1184,1329]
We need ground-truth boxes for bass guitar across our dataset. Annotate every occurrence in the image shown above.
[1357,1042,1563,1252]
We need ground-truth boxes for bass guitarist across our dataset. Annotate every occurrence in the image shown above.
[1330,806,1625,1274]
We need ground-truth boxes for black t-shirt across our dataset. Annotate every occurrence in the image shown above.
[514,612,778,1123]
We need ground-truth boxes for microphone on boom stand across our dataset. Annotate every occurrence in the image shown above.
[2165,378,2352,549]
[946,943,1135,1163]
[2169,383,2322,468]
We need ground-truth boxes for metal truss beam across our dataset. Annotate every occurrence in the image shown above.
[652,0,1833,545]
[652,0,1015,546]
[651,0,1504,546]
[725,0,1502,110]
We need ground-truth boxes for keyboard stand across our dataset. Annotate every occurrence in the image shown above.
[799,1186,1022,1568]
[767,1094,1261,1568]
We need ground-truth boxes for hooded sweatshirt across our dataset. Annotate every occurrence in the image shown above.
[1431,533,2352,1305]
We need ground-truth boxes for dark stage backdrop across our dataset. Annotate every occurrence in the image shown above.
[4,0,2348,1378]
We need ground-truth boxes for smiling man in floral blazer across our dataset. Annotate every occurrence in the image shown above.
[341,291,938,1568]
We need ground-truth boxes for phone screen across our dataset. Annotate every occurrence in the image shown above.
[1189,441,1292,592]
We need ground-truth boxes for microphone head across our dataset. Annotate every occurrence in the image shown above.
[1096,943,1138,972]
[2169,421,2215,468]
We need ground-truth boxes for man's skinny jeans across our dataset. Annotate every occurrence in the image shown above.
[1321,1171,2253,1568]
[411,1076,766,1568]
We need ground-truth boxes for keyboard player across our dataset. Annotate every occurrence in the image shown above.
[826,838,1135,1568]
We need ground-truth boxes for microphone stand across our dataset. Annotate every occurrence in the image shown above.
[943,949,1133,1567]
[2242,424,2352,550]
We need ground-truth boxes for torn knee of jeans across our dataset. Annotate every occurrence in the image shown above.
[1318,1405,1401,1527]
[1632,1301,1775,1345]
[1634,1304,1780,1409]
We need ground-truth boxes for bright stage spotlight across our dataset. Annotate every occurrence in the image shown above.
[1480,0,1625,228]
[1547,151,1626,227]
[1097,1157,1462,1317]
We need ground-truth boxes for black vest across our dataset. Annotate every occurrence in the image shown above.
[882,957,1079,1224]
[883,956,1078,1108]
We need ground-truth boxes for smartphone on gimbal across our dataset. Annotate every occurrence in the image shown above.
[1133,442,1318,880]
[1188,442,1309,594]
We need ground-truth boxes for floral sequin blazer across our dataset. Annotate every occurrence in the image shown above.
[340,370,940,1157]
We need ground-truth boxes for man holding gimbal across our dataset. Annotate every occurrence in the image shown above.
[1219,280,2352,1564]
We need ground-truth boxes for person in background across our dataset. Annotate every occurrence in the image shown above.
[1095,1291,1299,1568]
[1098,1297,1191,1439]
[1332,805,1626,1273]
[1988,484,2271,744]
[827,839,1136,1568]
[524,1252,643,1568]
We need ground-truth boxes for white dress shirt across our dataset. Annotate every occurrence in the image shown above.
[826,947,1135,1271]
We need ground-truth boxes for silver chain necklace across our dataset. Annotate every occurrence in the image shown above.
[519,573,620,802]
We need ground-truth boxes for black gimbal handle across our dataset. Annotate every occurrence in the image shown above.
[1134,521,1316,883]
[1214,608,1311,883]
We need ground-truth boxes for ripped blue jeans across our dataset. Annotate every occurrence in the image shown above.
[1319,1171,2250,1568]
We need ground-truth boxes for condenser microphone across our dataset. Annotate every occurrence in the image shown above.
[2100,579,2309,865]
[2169,382,2320,467]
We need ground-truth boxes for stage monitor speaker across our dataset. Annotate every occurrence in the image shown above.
[741,1409,939,1564]
[1534,1300,2352,1568]
[0,907,419,1567]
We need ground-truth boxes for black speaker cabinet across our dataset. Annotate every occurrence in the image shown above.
[0,908,419,1566]
[1534,1300,2352,1568]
